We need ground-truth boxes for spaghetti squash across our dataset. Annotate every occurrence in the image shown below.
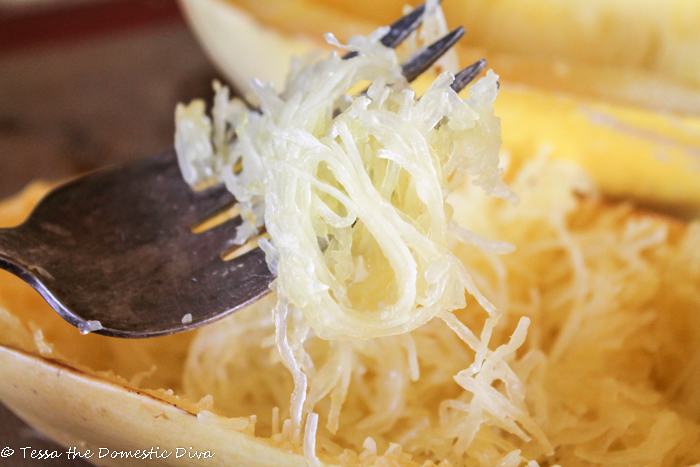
[0,2,698,467]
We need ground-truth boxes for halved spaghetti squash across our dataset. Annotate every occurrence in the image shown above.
[0,2,699,467]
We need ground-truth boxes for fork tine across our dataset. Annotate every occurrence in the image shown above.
[343,0,442,60]
[401,27,466,83]
[343,0,443,60]
[380,0,444,49]
[450,59,488,93]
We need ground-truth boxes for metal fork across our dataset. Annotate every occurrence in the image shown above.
[0,4,487,338]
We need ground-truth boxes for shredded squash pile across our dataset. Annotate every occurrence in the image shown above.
[173,6,700,467]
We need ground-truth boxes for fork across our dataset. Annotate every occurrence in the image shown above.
[0,3,487,338]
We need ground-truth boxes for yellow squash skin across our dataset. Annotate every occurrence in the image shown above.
[214,0,700,115]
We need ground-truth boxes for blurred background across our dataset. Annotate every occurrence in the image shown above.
[0,0,216,464]
[0,0,219,199]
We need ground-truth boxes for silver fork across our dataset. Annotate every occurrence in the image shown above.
[0,4,487,338]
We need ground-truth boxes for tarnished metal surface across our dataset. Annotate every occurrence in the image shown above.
[0,149,274,338]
